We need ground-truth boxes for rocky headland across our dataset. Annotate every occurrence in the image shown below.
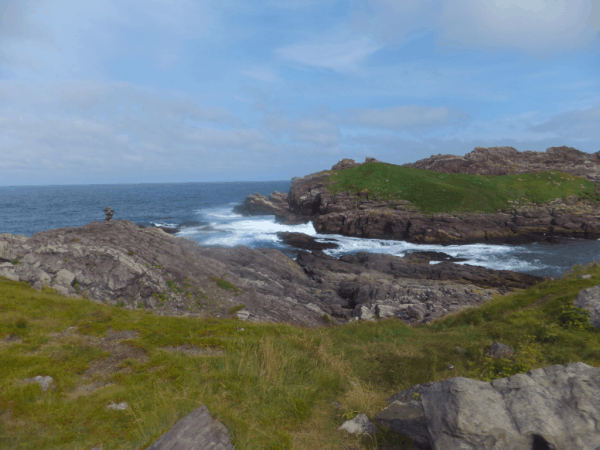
[235,146,600,246]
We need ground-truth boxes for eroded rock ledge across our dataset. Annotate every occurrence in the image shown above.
[0,220,543,327]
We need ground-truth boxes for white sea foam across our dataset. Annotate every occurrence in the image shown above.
[176,206,581,277]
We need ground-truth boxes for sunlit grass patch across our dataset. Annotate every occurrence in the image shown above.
[325,163,599,214]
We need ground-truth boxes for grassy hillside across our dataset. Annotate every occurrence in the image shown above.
[1,263,600,450]
[326,163,600,214]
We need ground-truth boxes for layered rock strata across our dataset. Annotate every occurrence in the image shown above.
[0,222,543,327]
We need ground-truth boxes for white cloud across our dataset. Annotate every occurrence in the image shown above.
[275,35,383,71]
[528,105,600,139]
[340,105,471,133]
[240,68,279,83]
[350,0,600,57]
[264,115,340,145]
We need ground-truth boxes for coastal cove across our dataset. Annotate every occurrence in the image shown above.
[2,146,600,449]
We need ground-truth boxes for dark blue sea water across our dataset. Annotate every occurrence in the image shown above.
[1,181,599,279]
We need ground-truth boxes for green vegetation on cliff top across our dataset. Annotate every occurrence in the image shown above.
[2,260,600,449]
[325,162,600,214]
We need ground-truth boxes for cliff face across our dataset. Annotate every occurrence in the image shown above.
[270,147,600,245]
[402,146,600,183]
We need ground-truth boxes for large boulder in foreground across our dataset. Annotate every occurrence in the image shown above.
[375,362,600,450]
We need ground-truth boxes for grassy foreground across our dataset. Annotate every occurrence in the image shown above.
[326,163,600,214]
[1,262,600,450]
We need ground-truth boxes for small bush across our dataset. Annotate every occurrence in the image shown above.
[128,251,134,256]
[228,304,246,315]
[557,304,593,331]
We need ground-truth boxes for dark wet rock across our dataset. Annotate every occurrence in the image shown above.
[376,362,600,450]
[178,221,207,229]
[277,232,338,251]
[403,251,467,263]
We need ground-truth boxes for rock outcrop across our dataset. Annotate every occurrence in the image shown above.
[0,222,543,327]
[276,231,339,251]
[257,146,600,245]
[147,405,234,450]
[375,362,600,450]
[293,248,543,325]
[574,284,600,329]
[403,146,600,184]
[233,191,289,216]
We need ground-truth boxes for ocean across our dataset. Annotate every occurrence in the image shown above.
[1,181,599,279]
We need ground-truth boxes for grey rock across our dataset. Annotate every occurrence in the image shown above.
[485,342,514,359]
[24,375,54,392]
[357,305,376,321]
[375,401,432,450]
[338,414,377,436]
[0,262,19,281]
[574,284,600,329]
[455,346,467,353]
[147,405,234,450]
[107,402,128,410]
[378,362,600,450]
[54,268,76,287]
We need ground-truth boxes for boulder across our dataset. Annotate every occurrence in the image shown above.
[485,342,514,359]
[338,413,378,436]
[574,284,600,329]
[146,405,234,450]
[332,158,361,171]
[375,362,600,450]
[23,375,54,392]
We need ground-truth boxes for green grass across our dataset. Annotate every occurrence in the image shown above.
[1,260,600,449]
[211,276,242,294]
[326,163,600,214]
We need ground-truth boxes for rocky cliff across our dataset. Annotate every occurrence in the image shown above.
[0,220,543,327]
[238,147,600,245]
[403,145,600,183]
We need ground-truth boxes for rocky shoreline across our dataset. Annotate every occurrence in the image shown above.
[235,146,600,246]
[0,219,544,328]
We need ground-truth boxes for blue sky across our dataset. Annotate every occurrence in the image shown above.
[1,0,599,186]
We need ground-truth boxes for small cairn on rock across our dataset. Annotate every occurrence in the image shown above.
[104,206,114,222]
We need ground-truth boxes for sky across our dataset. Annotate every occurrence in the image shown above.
[0,0,599,186]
